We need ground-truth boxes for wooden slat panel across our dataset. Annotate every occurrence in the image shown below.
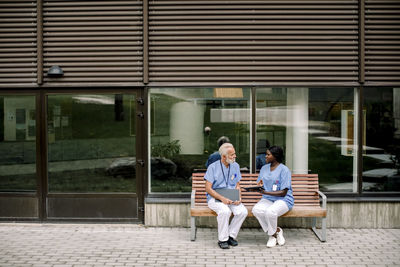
[0,1,37,86]
[365,0,400,86]
[193,173,321,207]
[149,0,359,86]
[42,0,143,85]
[191,205,326,217]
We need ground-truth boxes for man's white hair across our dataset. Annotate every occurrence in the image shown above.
[219,143,234,157]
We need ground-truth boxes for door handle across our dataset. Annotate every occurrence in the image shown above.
[137,160,145,167]
[137,98,144,105]
[137,112,144,119]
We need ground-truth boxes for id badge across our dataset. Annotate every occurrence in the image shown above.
[272,184,277,191]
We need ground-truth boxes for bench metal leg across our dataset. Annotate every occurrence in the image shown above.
[190,216,197,241]
[311,217,327,242]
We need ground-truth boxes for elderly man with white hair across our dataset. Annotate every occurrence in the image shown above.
[204,143,248,249]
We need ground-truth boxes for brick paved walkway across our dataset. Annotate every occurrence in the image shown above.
[0,223,399,266]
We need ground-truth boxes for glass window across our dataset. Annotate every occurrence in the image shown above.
[149,88,251,192]
[0,95,36,192]
[256,88,287,170]
[47,94,137,193]
[256,88,356,192]
[363,88,400,192]
[308,88,356,192]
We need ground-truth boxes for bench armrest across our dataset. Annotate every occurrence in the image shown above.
[191,190,196,208]
[317,190,327,209]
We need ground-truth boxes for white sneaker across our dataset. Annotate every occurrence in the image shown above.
[267,236,277,248]
[276,227,285,246]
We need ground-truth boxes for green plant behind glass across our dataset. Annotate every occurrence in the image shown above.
[152,140,181,158]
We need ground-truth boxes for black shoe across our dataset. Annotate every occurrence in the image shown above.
[218,241,230,249]
[228,236,238,246]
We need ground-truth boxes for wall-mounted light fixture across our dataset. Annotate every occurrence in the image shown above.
[47,65,64,77]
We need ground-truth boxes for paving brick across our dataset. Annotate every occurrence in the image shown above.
[1,224,399,267]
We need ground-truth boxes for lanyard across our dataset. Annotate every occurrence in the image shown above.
[220,160,230,186]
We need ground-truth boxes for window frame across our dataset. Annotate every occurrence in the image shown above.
[146,86,400,201]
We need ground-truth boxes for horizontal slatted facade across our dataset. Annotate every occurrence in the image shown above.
[1,0,400,88]
[42,0,143,85]
[365,0,400,86]
[148,0,359,86]
[0,1,37,86]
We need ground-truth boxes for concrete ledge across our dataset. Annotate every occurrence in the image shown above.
[145,201,400,228]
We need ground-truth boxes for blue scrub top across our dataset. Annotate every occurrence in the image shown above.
[256,153,266,170]
[204,160,242,202]
[205,151,221,168]
[257,163,294,210]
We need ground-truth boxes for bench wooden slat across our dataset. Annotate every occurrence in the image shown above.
[192,174,321,206]
[193,174,318,177]
[195,193,319,197]
[191,172,326,215]
[191,205,326,217]
[193,202,321,208]
[193,202,322,207]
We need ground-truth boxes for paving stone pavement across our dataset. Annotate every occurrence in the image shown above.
[0,223,399,267]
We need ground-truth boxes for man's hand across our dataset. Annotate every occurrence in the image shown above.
[221,197,233,205]
[232,200,241,205]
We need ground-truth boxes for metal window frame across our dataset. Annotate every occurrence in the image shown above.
[1,0,400,206]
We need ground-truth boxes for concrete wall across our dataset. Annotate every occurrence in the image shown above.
[145,202,400,228]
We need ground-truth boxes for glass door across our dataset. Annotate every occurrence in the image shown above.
[45,91,144,221]
[0,95,38,219]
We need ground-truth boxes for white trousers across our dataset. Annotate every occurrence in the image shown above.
[207,198,248,242]
[252,198,289,236]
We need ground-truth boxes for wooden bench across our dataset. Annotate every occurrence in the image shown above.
[190,173,327,242]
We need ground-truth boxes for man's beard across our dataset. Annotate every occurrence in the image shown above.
[226,158,235,164]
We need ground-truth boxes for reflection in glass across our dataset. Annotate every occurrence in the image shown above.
[363,88,400,192]
[47,94,137,193]
[256,88,287,170]
[308,88,355,192]
[149,88,251,192]
[0,96,36,192]
[256,88,356,192]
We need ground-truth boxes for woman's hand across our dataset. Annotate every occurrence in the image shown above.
[256,180,264,193]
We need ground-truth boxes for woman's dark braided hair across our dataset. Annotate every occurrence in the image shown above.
[268,146,284,163]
